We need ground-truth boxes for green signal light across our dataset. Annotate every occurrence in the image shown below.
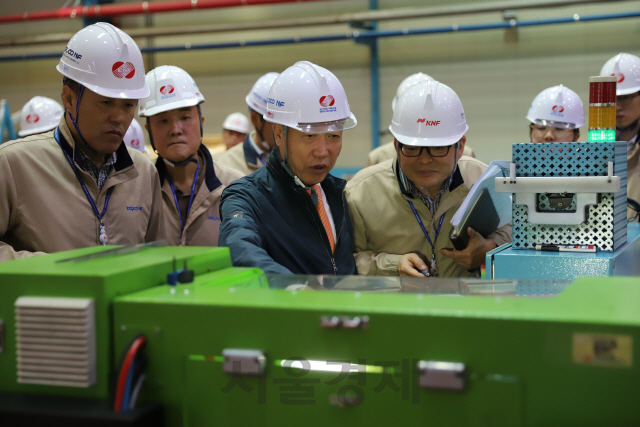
[588,130,615,142]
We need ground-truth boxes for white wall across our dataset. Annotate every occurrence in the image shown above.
[1,0,638,168]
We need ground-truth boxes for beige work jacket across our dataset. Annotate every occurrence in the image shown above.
[158,147,243,246]
[346,157,512,277]
[0,117,164,261]
[214,133,265,177]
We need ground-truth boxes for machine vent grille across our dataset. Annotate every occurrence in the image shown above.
[15,296,96,388]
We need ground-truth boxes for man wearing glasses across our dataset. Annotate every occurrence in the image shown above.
[364,72,476,168]
[345,80,511,278]
[600,53,640,222]
[526,85,584,143]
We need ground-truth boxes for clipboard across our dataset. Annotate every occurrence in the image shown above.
[449,188,500,250]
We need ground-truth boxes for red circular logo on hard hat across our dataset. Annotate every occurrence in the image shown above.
[160,85,175,95]
[319,95,335,107]
[129,138,141,147]
[26,114,40,124]
[552,105,564,113]
[112,62,136,79]
[611,73,625,84]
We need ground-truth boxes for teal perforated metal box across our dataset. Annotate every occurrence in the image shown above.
[510,142,627,251]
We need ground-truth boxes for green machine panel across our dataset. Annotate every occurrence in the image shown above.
[113,275,640,426]
[0,244,239,400]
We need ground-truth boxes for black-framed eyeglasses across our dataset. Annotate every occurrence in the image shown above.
[399,143,453,158]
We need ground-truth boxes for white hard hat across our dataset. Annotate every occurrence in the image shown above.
[246,72,279,115]
[390,80,468,147]
[56,23,149,99]
[138,65,203,117]
[392,72,433,111]
[263,61,357,133]
[600,53,640,96]
[222,112,250,134]
[526,85,585,129]
[185,72,205,104]
[18,96,64,137]
[123,119,146,152]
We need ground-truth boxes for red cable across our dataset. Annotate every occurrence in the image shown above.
[114,336,146,412]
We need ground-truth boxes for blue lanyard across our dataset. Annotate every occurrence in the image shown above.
[54,127,113,244]
[407,200,445,276]
[167,160,200,241]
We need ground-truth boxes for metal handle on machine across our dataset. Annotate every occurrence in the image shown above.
[495,161,621,225]
[320,315,369,329]
[495,173,621,194]
[418,360,466,391]
[222,349,266,376]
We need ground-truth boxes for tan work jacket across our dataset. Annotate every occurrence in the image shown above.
[364,140,476,168]
[158,146,243,246]
[345,157,512,277]
[214,132,265,177]
[0,117,165,262]
[628,142,640,221]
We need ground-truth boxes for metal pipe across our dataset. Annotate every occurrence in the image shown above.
[1,10,638,62]
[0,0,328,24]
[0,0,633,45]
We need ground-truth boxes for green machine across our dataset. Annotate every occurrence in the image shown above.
[0,244,262,424]
[113,275,640,427]
[2,246,639,426]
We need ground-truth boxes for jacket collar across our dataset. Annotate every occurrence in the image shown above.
[242,133,263,167]
[155,144,222,192]
[394,158,464,198]
[56,115,134,172]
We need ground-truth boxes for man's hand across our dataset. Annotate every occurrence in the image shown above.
[440,227,497,270]
[398,253,429,277]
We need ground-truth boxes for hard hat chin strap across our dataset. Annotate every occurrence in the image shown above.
[617,117,640,136]
[451,141,460,179]
[250,107,268,150]
[162,156,197,168]
[67,84,101,157]
[274,125,319,205]
[254,118,270,152]
[145,117,157,154]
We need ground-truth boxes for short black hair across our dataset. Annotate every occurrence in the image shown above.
[61,76,80,106]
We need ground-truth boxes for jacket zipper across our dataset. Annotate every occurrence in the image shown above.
[331,193,349,275]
